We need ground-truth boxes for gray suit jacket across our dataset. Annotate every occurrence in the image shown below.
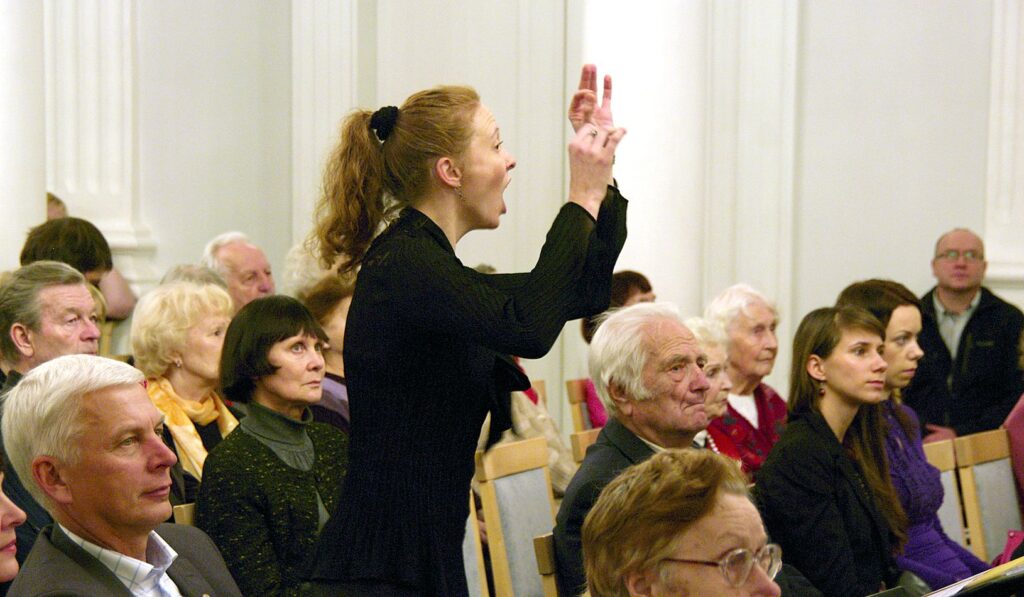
[8,523,242,597]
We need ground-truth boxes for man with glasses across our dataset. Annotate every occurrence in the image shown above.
[904,228,1024,440]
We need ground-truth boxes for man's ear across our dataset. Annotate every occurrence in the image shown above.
[433,156,462,190]
[10,324,34,359]
[32,456,72,506]
[608,382,633,417]
[806,354,826,382]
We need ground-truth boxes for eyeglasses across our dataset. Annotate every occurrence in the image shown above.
[662,543,782,588]
[935,249,983,262]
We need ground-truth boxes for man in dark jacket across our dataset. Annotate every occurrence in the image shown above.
[904,228,1024,440]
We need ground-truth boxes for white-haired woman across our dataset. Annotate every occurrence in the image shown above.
[131,281,238,505]
[685,317,735,456]
[705,284,787,480]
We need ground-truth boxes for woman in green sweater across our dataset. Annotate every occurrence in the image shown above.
[195,295,348,596]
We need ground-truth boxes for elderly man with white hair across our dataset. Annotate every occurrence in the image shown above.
[705,283,788,481]
[200,231,275,312]
[553,302,711,596]
[2,355,241,596]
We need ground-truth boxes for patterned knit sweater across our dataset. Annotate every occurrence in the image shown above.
[195,419,347,596]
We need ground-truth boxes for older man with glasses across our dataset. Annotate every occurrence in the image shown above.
[903,228,1024,441]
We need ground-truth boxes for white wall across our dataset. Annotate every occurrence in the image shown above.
[135,1,293,283]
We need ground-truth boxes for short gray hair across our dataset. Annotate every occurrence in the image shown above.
[160,264,228,289]
[705,283,777,333]
[200,231,251,275]
[0,261,86,363]
[589,302,685,417]
[684,316,728,353]
[2,354,143,510]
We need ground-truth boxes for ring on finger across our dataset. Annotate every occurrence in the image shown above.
[588,127,599,137]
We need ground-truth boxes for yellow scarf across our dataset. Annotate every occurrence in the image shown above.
[147,377,239,481]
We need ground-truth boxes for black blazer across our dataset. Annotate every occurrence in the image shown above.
[8,523,241,596]
[311,189,628,595]
[756,411,899,597]
[553,417,654,596]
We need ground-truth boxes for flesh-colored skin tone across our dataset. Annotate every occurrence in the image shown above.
[34,384,177,562]
[931,229,986,314]
[726,301,779,396]
[320,297,351,377]
[10,284,100,373]
[216,242,276,311]
[417,65,625,249]
[253,334,326,421]
[702,344,732,420]
[0,475,26,582]
[882,306,924,395]
[612,320,710,449]
[624,289,656,306]
[165,311,231,402]
[809,329,888,441]
[626,493,781,597]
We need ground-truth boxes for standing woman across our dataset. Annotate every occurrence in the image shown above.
[837,280,988,588]
[757,307,902,597]
[309,66,627,595]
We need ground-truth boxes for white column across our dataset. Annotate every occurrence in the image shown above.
[984,0,1024,304]
[291,0,364,246]
[44,0,156,288]
[0,2,46,270]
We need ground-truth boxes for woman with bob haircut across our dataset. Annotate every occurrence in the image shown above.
[836,280,987,588]
[307,65,627,595]
[583,449,781,597]
[757,306,902,596]
[195,295,347,597]
[131,281,237,505]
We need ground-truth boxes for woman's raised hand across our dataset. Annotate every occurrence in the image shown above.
[567,65,626,219]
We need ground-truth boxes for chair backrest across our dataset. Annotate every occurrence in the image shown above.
[172,503,195,526]
[922,439,967,547]
[476,436,556,597]
[533,533,559,597]
[463,492,490,597]
[570,429,601,464]
[532,380,547,408]
[955,428,1023,560]
[565,379,592,433]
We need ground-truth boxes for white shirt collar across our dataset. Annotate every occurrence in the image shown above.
[59,524,182,597]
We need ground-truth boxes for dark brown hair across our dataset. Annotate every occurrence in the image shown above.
[20,217,113,275]
[581,270,653,344]
[298,275,356,326]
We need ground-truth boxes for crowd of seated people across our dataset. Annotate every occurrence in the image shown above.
[3,76,1024,597]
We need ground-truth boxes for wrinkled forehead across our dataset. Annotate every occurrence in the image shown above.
[221,242,269,269]
[37,283,95,313]
[644,319,700,358]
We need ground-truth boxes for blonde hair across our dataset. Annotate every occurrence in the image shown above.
[131,281,233,377]
[582,450,750,597]
[314,86,481,274]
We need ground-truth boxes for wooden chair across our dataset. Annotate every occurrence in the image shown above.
[955,428,1023,560]
[463,492,490,597]
[172,503,195,526]
[533,533,559,597]
[922,439,967,547]
[570,429,601,464]
[565,379,592,433]
[476,436,556,596]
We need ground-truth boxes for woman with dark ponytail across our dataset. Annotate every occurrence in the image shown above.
[308,66,628,595]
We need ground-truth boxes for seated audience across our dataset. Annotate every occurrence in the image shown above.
[555,303,710,595]
[0,261,100,574]
[583,449,781,597]
[195,295,348,596]
[0,458,26,584]
[298,274,355,432]
[579,270,656,428]
[757,306,902,597]
[686,316,734,452]
[200,231,276,311]
[22,213,137,319]
[131,281,239,505]
[705,283,787,480]
[2,355,241,596]
[837,279,988,588]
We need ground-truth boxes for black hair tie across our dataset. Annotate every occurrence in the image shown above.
[369,106,399,142]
